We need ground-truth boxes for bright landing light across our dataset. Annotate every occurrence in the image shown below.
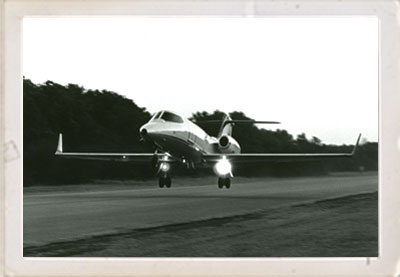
[160,163,170,172]
[215,158,232,176]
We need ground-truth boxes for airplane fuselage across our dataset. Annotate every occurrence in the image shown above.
[139,110,239,166]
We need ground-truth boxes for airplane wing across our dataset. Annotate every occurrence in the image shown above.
[202,134,361,164]
[54,134,170,163]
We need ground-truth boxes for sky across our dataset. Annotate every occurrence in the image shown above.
[23,17,378,145]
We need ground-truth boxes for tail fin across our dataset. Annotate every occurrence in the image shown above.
[218,114,233,137]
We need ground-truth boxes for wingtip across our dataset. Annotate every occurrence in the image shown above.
[56,133,63,154]
[352,133,362,155]
[357,133,362,144]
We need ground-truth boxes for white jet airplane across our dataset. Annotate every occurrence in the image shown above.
[55,110,361,189]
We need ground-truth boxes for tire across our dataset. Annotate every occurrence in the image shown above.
[218,178,223,189]
[165,177,171,188]
[158,177,164,188]
[225,178,231,189]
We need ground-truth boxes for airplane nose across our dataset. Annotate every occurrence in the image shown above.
[140,122,158,141]
[140,128,148,138]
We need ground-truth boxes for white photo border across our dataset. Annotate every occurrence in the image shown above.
[3,0,400,276]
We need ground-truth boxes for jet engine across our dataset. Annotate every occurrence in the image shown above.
[218,135,241,154]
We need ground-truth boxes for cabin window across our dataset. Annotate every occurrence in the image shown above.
[161,111,183,123]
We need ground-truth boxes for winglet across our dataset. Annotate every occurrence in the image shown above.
[351,133,362,155]
[56,133,63,154]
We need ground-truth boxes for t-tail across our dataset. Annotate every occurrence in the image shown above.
[215,113,281,155]
[217,113,280,138]
[218,114,233,137]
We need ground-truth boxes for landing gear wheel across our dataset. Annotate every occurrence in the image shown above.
[158,177,164,188]
[159,176,171,188]
[165,177,171,188]
[218,178,224,189]
[218,178,231,189]
[225,178,231,189]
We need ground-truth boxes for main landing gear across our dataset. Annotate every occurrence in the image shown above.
[218,177,231,189]
[159,176,171,188]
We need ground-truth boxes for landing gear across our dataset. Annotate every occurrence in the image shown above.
[218,177,231,189]
[218,178,223,189]
[225,178,231,189]
[159,176,171,188]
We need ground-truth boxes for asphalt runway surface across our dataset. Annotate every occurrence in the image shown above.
[24,173,378,256]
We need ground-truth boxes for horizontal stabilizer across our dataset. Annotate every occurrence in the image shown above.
[223,120,280,127]
[194,120,280,127]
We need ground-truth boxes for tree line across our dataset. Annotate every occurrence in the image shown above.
[23,78,378,186]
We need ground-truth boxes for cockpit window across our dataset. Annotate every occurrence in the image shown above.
[152,111,162,119]
[161,111,183,123]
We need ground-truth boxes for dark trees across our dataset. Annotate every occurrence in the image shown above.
[23,78,378,186]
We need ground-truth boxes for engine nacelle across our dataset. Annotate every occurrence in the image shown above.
[218,135,241,154]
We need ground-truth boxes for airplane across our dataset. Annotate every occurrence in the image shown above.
[55,110,361,189]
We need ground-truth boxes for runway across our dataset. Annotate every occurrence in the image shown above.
[24,173,378,256]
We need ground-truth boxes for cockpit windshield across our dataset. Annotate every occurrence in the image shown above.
[161,111,184,123]
[151,111,162,120]
[156,111,163,118]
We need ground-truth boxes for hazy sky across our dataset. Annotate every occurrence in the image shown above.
[23,17,378,144]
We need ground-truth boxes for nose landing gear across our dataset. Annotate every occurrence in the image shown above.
[159,176,171,188]
[218,177,231,189]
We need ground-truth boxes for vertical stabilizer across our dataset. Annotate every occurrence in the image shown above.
[218,114,233,137]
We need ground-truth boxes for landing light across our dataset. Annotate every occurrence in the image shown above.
[215,157,232,176]
[160,162,170,172]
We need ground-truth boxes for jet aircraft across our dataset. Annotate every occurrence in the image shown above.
[55,110,361,189]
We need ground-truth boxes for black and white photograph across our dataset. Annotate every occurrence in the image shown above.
[22,17,378,258]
